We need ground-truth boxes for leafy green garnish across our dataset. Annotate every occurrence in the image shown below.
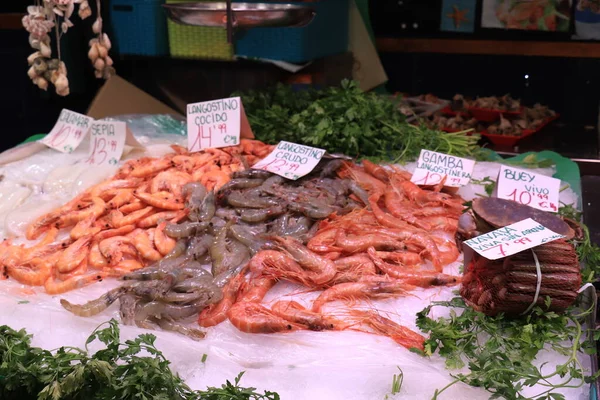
[236,80,482,163]
[470,176,496,197]
[417,298,598,400]
[385,367,404,399]
[0,320,279,400]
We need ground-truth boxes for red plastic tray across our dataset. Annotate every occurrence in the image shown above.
[467,106,524,122]
[440,106,469,117]
[479,114,559,147]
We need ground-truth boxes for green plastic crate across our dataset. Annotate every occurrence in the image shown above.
[166,0,233,60]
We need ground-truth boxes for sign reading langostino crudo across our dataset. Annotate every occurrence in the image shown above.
[410,149,475,187]
[252,141,326,180]
[186,97,241,152]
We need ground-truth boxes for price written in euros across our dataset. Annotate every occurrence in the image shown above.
[41,109,94,153]
[412,171,462,186]
[254,158,301,180]
[85,137,119,165]
[189,123,238,151]
[505,188,557,212]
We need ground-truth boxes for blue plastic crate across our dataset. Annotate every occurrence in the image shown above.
[110,0,169,56]
[234,0,349,64]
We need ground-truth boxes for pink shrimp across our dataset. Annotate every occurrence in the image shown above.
[335,230,407,253]
[348,309,425,351]
[383,189,432,230]
[199,170,230,192]
[107,189,134,209]
[369,250,422,267]
[134,192,184,211]
[150,170,193,198]
[56,235,92,273]
[421,216,459,232]
[312,277,413,312]
[71,214,101,240]
[271,301,348,331]
[338,162,387,193]
[129,157,172,178]
[236,275,278,303]
[57,197,106,228]
[274,236,337,286]
[44,273,106,295]
[98,236,137,266]
[198,270,246,328]
[88,242,108,269]
[137,211,181,228]
[367,248,460,287]
[131,230,162,261]
[227,302,304,334]
[306,228,343,254]
[331,254,378,284]
[108,206,154,228]
[154,221,176,255]
[6,257,53,286]
[118,200,145,214]
[362,159,389,182]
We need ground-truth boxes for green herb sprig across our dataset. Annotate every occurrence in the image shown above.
[0,320,279,400]
[236,80,482,163]
[417,298,599,400]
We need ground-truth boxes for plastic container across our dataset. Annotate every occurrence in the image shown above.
[480,114,559,146]
[235,0,349,63]
[110,0,169,56]
[165,0,234,60]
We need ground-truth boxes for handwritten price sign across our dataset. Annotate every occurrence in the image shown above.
[187,97,241,152]
[252,141,325,180]
[497,165,560,213]
[464,218,564,260]
[40,109,93,153]
[84,121,126,166]
[410,149,475,187]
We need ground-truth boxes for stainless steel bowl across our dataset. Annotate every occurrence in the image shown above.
[162,2,315,29]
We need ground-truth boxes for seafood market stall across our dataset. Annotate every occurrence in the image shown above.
[1,77,598,400]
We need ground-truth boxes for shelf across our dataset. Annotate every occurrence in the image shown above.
[376,38,600,58]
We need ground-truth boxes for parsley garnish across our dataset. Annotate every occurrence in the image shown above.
[417,298,599,400]
[0,319,279,400]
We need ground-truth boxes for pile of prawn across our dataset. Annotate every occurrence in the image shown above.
[194,161,464,351]
[58,160,367,339]
[0,139,273,295]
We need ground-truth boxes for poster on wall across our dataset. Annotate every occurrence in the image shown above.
[574,0,600,39]
[440,0,477,32]
[481,0,572,32]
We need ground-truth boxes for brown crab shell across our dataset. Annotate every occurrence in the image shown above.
[471,197,575,240]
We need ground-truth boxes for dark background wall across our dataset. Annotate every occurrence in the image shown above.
[2,1,600,151]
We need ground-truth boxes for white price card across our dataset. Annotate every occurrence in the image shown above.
[252,141,326,180]
[187,97,243,152]
[410,149,475,187]
[463,218,564,260]
[83,121,126,166]
[497,165,560,213]
[40,109,93,153]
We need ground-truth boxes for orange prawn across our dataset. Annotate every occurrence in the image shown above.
[349,309,425,351]
[271,301,347,331]
[227,302,304,334]
[198,270,246,328]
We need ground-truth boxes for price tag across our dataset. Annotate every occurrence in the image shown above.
[497,165,560,212]
[186,97,246,152]
[83,121,126,166]
[252,141,326,180]
[410,149,475,187]
[40,109,93,153]
[464,218,564,260]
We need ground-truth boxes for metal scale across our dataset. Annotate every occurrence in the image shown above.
[162,1,316,43]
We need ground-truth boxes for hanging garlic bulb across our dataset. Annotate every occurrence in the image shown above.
[23,0,113,96]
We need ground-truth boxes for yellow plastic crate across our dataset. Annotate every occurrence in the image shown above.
[166,0,234,60]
